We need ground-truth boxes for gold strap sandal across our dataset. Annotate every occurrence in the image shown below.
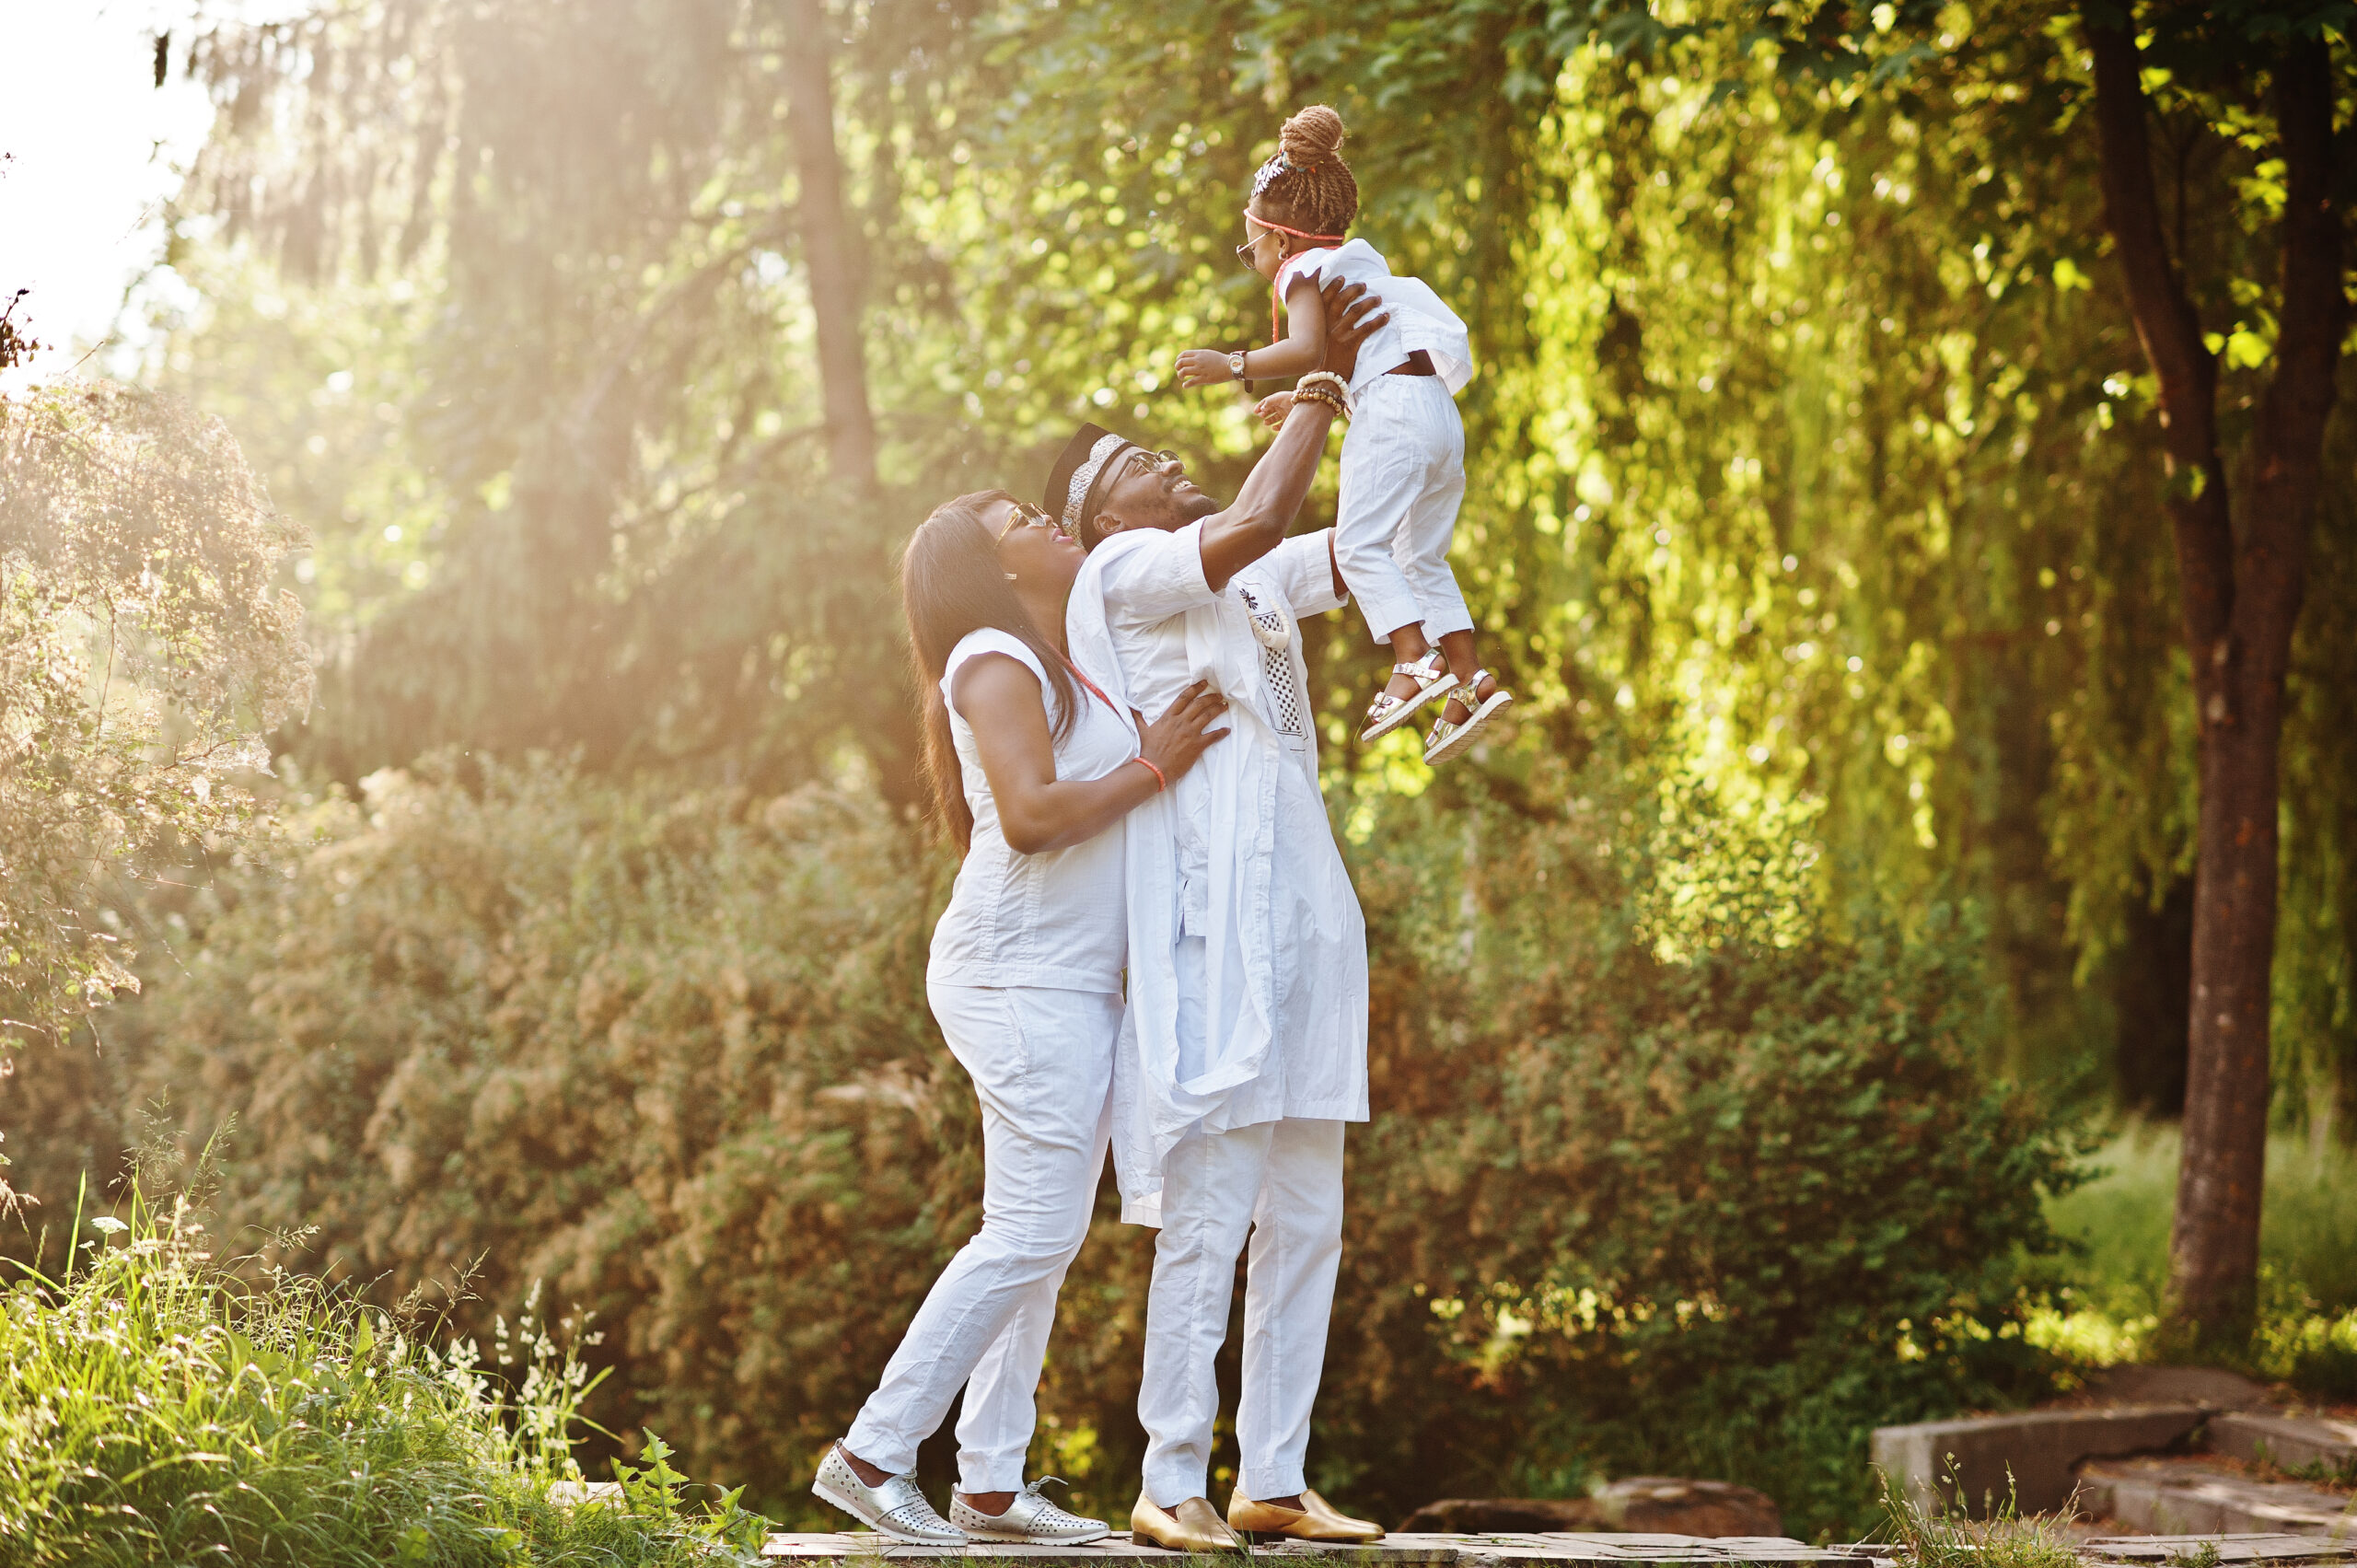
[1358,649,1457,742]
[1423,668,1515,764]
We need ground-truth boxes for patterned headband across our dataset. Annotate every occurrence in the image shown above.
[1251,151,1309,201]
[1061,432,1134,530]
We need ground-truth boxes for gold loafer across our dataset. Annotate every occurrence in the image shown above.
[1228,1487,1385,1542]
[1131,1493,1248,1553]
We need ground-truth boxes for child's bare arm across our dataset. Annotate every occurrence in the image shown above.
[1175,273,1329,387]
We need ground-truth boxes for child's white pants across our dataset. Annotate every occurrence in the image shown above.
[1334,373,1471,647]
[844,981,1119,1493]
[1138,1117,1346,1507]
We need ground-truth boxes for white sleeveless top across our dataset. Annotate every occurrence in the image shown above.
[928,628,1139,993]
[1277,238,1473,398]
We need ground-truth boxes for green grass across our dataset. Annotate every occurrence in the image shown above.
[1870,1464,2079,1568]
[2028,1122,2357,1393]
[0,1173,767,1566]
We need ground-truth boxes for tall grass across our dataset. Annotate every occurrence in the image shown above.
[0,1170,767,1566]
[2031,1123,2357,1393]
[1871,1463,2079,1568]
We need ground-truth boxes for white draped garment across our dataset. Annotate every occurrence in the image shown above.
[1065,520,1371,1226]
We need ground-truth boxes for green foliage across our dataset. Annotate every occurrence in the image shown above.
[2026,1124,2357,1396]
[0,1162,766,1566]
[144,0,2357,1119]
[17,754,965,1518]
[6,756,2086,1537]
[0,383,310,1082]
[1321,784,2087,1534]
[0,289,41,373]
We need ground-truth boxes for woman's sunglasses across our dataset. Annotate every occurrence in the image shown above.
[997,499,1059,540]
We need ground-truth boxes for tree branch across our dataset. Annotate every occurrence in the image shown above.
[2243,32,2342,587]
[2084,7,2236,717]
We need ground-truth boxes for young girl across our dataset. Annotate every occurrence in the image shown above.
[1175,104,1512,765]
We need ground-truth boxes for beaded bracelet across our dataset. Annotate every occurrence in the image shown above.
[1294,385,1348,419]
[1296,370,1349,401]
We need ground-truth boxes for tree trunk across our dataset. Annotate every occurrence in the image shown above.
[781,0,877,493]
[2083,13,2342,1340]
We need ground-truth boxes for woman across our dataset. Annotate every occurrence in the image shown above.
[812,490,1229,1545]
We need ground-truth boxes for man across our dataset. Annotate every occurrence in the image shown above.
[1046,277,1387,1553]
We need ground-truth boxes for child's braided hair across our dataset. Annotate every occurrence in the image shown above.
[1250,104,1358,239]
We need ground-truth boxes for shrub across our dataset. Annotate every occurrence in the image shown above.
[4,756,2087,1539]
[1279,786,2087,1535]
[0,1160,764,1565]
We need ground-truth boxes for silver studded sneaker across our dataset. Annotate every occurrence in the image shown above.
[952,1477,1110,1544]
[811,1444,966,1546]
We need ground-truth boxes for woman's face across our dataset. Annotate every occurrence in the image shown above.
[1237,207,1287,282]
[994,499,1085,595]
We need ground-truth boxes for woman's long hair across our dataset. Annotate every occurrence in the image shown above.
[901,490,1082,851]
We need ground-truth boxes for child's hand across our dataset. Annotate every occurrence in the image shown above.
[1254,391,1295,430]
[1175,349,1233,388]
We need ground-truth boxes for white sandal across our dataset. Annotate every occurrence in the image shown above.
[1359,649,1458,742]
[1423,669,1514,763]
[1235,584,1293,651]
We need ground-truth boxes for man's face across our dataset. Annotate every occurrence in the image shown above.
[1088,445,1218,546]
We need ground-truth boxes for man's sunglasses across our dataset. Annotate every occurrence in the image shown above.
[1121,447,1182,480]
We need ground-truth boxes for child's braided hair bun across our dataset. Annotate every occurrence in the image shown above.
[1253,104,1358,238]
[1279,104,1346,167]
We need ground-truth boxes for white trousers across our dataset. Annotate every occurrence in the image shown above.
[1334,373,1471,647]
[845,981,1119,1493]
[1138,1117,1345,1507]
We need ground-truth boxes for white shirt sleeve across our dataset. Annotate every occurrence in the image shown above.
[1098,520,1219,628]
[1265,528,1346,617]
[942,629,1050,721]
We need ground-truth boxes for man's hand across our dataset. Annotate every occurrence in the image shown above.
[1254,390,1295,430]
[1175,348,1234,388]
[1318,278,1389,383]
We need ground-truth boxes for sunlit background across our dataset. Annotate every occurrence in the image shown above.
[3,0,2353,1551]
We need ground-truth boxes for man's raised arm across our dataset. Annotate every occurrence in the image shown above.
[1198,279,1387,591]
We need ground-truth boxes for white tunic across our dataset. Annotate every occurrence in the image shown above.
[1277,238,1474,399]
[927,629,1140,993]
[1065,523,1371,1225]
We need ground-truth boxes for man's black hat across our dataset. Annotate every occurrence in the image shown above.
[1043,423,1141,540]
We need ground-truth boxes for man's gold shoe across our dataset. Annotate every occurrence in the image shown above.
[1130,1493,1248,1553]
[1227,1487,1385,1543]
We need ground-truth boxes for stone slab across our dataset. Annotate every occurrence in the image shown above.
[1872,1404,2207,1516]
[1417,1537,1874,1566]
[2079,1460,2356,1538]
[758,1533,1889,1565]
[1400,1483,1781,1539]
[2073,1368,2276,1412]
[2210,1414,2357,1475]
[2081,1535,2357,1563]
[753,1532,2354,1565]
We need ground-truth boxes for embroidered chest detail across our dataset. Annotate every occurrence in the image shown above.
[1262,644,1304,737]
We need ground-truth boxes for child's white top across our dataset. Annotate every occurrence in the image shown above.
[928,628,1138,993]
[1277,238,1473,398]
